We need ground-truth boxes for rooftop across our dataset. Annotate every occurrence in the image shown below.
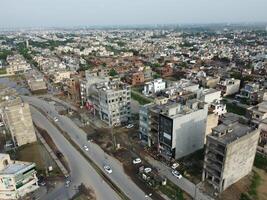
[211,122,254,145]
[0,161,35,175]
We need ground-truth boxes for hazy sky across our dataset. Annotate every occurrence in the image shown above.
[0,0,266,28]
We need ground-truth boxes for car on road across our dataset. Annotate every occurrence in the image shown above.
[0,122,4,127]
[126,124,134,129]
[83,145,89,151]
[104,165,112,174]
[144,167,152,173]
[132,158,141,164]
[65,180,71,187]
[172,170,182,179]
[171,162,179,169]
[54,117,59,122]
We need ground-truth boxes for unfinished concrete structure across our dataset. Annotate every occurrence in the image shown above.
[202,116,260,192]
[86,78,131,126]
[140,98,208,159]
[0,87,36,147]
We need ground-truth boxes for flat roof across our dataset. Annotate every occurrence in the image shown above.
[210,123,253,144]
[0,162,35,175]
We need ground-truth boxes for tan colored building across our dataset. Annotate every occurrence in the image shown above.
[0,88,36,147]
[0,153,38,199]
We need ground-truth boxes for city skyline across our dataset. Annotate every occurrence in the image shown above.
[0,0,267,28]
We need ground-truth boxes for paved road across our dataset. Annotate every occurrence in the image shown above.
[24,96,152,200]
[31,107,120,200]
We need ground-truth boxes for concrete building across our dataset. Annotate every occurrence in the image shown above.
[216,78,240,96]
[140,99,208,159]
[197,88,222,105]
[0,88,37,147]
[0,153,38,199]
[236,83,263,104]
[202,118,260,192]
[143,78,166,96]
[86,79,131,126]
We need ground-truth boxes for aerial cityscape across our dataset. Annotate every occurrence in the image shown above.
[0,1,266,200]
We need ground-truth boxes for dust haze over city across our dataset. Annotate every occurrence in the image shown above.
[0,1,266,200]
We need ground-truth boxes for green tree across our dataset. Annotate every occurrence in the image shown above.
[109,68,118,76]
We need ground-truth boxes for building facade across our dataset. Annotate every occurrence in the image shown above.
[0,153,38,199]
[202,119,260,192]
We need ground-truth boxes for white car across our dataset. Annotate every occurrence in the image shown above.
[65,180,71,187]
[132,158,141,164]
[83,145,89,151]
[126,124,134,129]
[171,163,179,169]
[104,165,112,174]
[0,122,4,127]
[172,170,182,179]
[144,167,152,173]
[54,117,59,122]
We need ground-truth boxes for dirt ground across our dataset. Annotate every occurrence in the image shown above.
[219,173,252,200]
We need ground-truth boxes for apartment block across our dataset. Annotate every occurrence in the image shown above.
[216,78,240,96]
[202,118,260,192]
[0,153,38,199]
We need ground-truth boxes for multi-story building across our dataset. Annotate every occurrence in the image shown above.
[142,78,166,96]
[140,99,208,159]
[236,83,263,104]
[202,117,260,192]
[86,79,131,126]
[0,88,37,147]
[127,72,145,86]
[0,153,38,199]
[216,78,240,96]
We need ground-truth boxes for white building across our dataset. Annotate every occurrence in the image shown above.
[142,78,166,96]
[216,78,240,97]
[0,154,38,199]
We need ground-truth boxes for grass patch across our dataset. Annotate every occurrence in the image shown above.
[15,141,62,177]
[159,181,184,200]
[131,90,153,105]
[0,68,6,74]
[248,171,261,199]
[225,102,247,116]
[254,153,267,172]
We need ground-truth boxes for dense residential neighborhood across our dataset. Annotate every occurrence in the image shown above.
[0,24,266,200]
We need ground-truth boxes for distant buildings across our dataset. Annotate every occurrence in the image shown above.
[0,153,38,199]
[236,83,264,104]
[0,87,37,147]
[202,115,260,192]
[6,55,31,75]
[216,78,240,97]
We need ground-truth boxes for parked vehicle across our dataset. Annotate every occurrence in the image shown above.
[54,117,59,122]
[172,170,182,179]
[132,158,142,164]
[65,180,71,187]
[104,165,112,174]
[144,167,152,173]
[83,145,89,151]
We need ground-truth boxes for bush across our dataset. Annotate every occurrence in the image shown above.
[254,153,267,172]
